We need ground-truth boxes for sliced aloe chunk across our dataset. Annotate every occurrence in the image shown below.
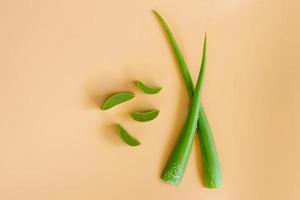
[136,81,162,94]
[102,92,135,110]
[130,109,160,122]
[118,124,140,146]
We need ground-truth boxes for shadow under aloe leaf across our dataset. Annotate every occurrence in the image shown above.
[101,123,122,145]
[86,89,106,109]
[83,79,111,110]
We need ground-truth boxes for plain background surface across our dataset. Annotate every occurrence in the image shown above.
[1,0,300,200]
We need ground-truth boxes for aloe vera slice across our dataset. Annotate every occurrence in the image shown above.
[118,124,141,146]
[130,109,160,122]
[101,92,135,110]
[136,81,162,94]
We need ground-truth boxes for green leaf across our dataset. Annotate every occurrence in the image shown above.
[160,37,205,185]
[154,10,222,188]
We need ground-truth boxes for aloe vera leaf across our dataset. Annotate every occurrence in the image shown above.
[161,37,206,184]
[154,10,222,188]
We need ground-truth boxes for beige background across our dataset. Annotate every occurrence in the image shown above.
[1,0,300,200]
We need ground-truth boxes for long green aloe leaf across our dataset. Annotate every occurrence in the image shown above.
[154,10,222,188]
[161,37,206,184]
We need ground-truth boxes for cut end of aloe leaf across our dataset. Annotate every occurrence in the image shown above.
[205,179,222,188]
[203,167,223,188]
[161,162,184,185]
